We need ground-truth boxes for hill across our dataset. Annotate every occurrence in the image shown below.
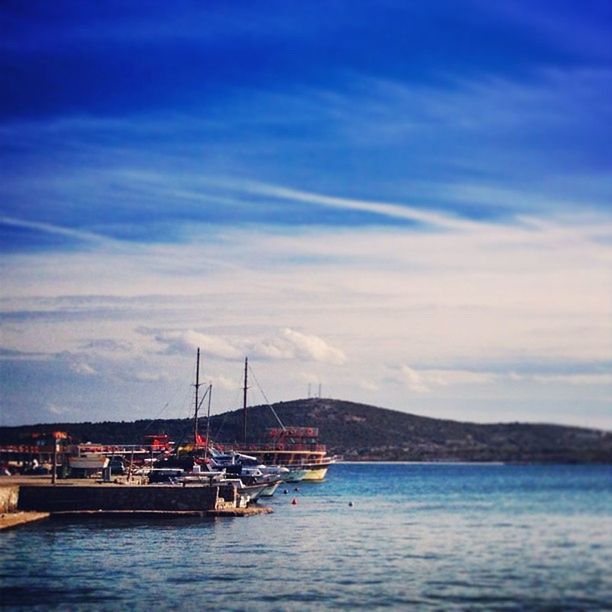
[1,398,610,463]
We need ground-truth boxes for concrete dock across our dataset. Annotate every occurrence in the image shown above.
[0,476,272,529]
[0,511,50,531]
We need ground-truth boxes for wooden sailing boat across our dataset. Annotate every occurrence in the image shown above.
[232,358,333,481]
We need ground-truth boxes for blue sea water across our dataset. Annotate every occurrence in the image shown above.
[1,463,611,610]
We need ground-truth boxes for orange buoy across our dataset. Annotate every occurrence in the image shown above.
[291,498,298,505]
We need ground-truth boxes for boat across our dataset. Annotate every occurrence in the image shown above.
[147,467,186,483]
[148,349,280,504]
[67,453,109,470]
[222,358,334,481]
[238,427,334,481]
[146,466,264,506]
[208,451,282,498]
[258,463,307,484]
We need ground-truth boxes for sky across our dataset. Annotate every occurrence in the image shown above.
[0,1,611,428]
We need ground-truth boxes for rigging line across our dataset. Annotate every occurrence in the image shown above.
[212,373,244,441]
[192,383,212,444]
[212,409,229,442]
[248,364,286,430]
[139,381,186,441]
[142,371,192,437]
[197,384,211,412]
[173,377,205,448]
[139,401,171,442]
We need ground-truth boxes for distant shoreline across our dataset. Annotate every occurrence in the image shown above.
[1,397,610,464]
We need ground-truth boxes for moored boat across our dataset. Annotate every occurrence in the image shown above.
[235,427,334,482]
[68,453,110,470]
[220,358,334,482]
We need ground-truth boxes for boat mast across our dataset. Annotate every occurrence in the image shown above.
[194,348,202,446]
[204,384,212,459]
[243,356,248,444]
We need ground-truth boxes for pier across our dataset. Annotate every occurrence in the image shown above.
[0,476,271,529]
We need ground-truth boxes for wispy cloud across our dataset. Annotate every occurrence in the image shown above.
[399,366,497,393]
[221,181,481,231]
[2,66,610,250]
[395,365,612,395]
[0,216,122,247]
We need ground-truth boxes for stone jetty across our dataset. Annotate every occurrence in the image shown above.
[0,476,271,529]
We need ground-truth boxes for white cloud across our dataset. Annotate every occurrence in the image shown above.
[209,374,239,391]
[69,361,96,376]
[358,379,380,392]
[400,366,430,393]
[80,339,133,354]
[252,328,346,365]
[399,366,496,393]
[47,403,72,416]
[154,330,242,360]
[129,370,173,383]
[396,366,612,395]
[151,327,346,365]
[524,373,612,386]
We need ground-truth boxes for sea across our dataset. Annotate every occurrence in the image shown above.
[1,463,611,610]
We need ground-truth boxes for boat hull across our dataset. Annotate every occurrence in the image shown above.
[301,466,329,481]
[68,455,110,470]
[238,482,270,502]
[282,468,308,483]
[259,481,281,497]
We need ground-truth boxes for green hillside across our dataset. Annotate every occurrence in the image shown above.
[1,398,610,463]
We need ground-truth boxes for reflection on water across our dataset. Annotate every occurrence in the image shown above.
[1,464,610,610]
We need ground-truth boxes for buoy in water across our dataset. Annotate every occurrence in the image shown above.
[291,498,298,505]
[294,487,300,492]
[283,489,289,494]
[348,501,354,507]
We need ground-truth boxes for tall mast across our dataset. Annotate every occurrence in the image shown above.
[194,348,201,446]
[242,356,248,444]
[204,384,212,459]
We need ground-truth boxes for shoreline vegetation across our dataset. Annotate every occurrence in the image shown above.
[1,398,610,464]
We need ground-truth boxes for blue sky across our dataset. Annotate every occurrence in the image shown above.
[1,1,611,428]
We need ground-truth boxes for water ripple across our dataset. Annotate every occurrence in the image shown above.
[0,464,610,610]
